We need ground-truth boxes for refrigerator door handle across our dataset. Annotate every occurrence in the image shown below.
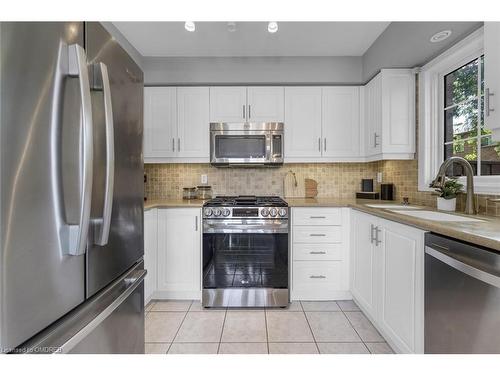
[67,44,93,256]
[93,62,115,246]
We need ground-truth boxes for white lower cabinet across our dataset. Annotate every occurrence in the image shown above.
[143,207,202,301]
[350,210,424,354]
[291,208,350,300]
[144,208,158,304]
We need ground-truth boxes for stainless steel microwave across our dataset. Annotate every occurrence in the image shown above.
[210,122,284,167]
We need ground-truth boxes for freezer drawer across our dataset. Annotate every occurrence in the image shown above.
[16,262,146,354]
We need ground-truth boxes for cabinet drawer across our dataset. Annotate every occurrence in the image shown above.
[293,226,342,243]
[293,208,342,226]
[293,261,342,292]
[293,243,344,261]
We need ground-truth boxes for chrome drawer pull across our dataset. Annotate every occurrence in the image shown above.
[309,251,326,254]
[310,233,326,237]
[310,216,326,219]
[309,275,326,279]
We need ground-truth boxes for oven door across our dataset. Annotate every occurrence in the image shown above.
[202,219,289,307]
[210,130,271,165]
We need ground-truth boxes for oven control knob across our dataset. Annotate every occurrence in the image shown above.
[261,208,270,217]
[222,208,231,217]
[278,208,287,217]
[269,208,278,217]
[204,208,213,217]
[213,208,222,217]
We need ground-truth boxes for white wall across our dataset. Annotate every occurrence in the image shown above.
[143,56,363,85]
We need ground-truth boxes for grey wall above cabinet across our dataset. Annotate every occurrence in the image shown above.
[362,21,483,82]
[143,56,363,85]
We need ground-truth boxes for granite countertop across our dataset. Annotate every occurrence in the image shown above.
[144,196,500,251]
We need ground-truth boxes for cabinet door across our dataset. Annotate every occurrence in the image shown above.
[485,22,500,141]
[157,208,201,294]
[381,69,415,155]
[350,211,377,317]
[144,209,158,303]
[209,87,247,122]
[144,87,177,159]
[284,87,323,159]
[365,75,382,157]
[377,219,424,353]
[322,87,361,158]
[247,87,284,122]
[177,87,210,159]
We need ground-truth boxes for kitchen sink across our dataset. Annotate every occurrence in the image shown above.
[365,204,422,209]
[388,210,484,222]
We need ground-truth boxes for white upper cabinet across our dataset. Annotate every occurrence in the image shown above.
[144,87,177,159]
[177,87,210,158]
[210,86,284,122]
[144,87,209,162]
[284,87,323,159]
[364,69,415,160]
[484,22,500,141]
[247,87,284,122]
[322,87,361,158]
[209,87,247,122]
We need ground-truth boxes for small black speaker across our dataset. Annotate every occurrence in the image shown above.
[361,179,374,192]
[381,183,394,201]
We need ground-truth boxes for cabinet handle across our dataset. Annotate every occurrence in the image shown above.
[195,216,198,231]
[373,132,380,147]
[243,105,245,119]
[310,216,326,219]
[310,233,326,237]
[486,88,495,117]
[178,138,180,152]
[309,251,326,255]
[172,138,175,152]
[309,275,326,279]
[370,224,376,244]
[318,138,321,152]
[375,226,382,246]
[248,105,251,119]
[324,138,326,151]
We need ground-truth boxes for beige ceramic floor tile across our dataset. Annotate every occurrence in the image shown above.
[337,300,361,312]
[145,343,170,354]
[168,343,219,354]
[305,312,360,342]
[145,312,186,343]
[266,311,314,342]
[221,311,267,342]
[345,311,384,342]
[268,342,319,354]
[151,300,192,312]
[317,342,369,354]
[218,342,268,354]
[189,301,225,312]
[174,311,226,343]
[365,342,394,354]
[276,301,302,311]
[301,301,341,312]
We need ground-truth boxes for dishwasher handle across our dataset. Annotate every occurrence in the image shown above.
[425,246,500,289]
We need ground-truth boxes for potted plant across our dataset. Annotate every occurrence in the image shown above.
[432,178,464,211]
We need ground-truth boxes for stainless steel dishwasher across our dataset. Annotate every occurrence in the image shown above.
[425,232,500,353]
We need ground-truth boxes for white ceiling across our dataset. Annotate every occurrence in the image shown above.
[113,22,390,57]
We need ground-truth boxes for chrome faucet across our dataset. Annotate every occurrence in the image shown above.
[430,156,476,215]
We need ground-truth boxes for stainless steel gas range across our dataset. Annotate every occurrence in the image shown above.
[202,196,289,308]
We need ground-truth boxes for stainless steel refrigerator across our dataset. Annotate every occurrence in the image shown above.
[0,22,145,353]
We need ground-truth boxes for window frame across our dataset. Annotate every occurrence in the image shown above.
[418,27,500,194]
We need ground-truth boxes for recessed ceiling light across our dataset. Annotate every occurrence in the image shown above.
[184,21,195,32]
[227,22,236,32]
[430,30,452,43]
[268,22,278,34]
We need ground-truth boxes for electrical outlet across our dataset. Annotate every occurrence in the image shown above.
[377,172,383,183]
[201,174,208,184]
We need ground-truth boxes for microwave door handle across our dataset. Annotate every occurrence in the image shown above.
[67,44,93,256]
[93,62,115,246]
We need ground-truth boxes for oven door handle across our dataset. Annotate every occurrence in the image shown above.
[203,222,289,234]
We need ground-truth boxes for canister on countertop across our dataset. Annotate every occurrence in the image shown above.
[183,187,197,200]
[196,185,213,200]
[361,179,374,192]
[381,183,394,201]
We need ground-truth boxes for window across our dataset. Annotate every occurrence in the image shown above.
[443,56,500,176]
